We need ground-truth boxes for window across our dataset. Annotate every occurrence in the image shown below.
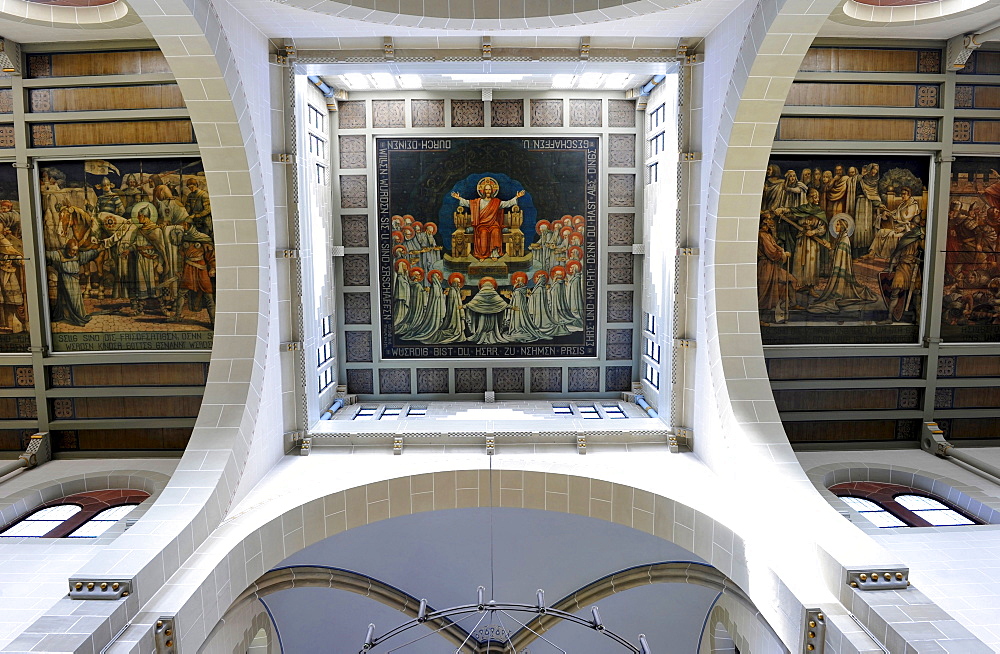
[643,363,659,389]
[830,482,982,528]
[321,316,333,337]
[308,104,326,132]
[648,103,666,130]
[602,404,627,418]
[308,133,326,158]
[354,405,378,420]
[648,131,666,156]
[407,406,427,417]
[315,163,328,186]
[646,162,658,184]
[552,403,573,415]
[577,404,600,419]
[317,342,333,367]
[0,490,149,539]
[380,406,402,420]
[318,367,334,392]
[644,337,660,363]
[644,312,655,335]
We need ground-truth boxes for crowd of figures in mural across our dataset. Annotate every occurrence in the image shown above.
[39,158,215,351]
[378,138,599,358]
[757,156,929,344]
[390,176,588,346]
[943,158,1000,341]
[0,165,27,352]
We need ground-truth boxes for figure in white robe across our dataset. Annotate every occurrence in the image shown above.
[528,272,557,337]
[546,268,573,337]
[808,217,879,314]
[466,279,509,345]
[396,268,427,339]
[530,222,553,270]
[566,263,585,331]
[407,272,448,341]
[433,274,468,344]
[392,261,411,330]
[504,273,546,342]
[867,188,920,260]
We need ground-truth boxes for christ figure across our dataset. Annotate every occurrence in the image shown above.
[451,177,525,260]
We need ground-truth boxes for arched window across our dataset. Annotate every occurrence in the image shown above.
[0,490,149,539]
[830,482,981,528]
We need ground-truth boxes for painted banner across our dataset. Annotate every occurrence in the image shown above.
[0,162,28,352]
[38,158,214,351]
[758,155,930,345]
[376,137,599,359]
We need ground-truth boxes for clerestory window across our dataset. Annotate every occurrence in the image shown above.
[0,490,149,539]
[830,482,981,528]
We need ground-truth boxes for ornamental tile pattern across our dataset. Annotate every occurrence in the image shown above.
[52,398,74,420]
[340,175,368,209]
[337,101,366,129]
[341,214,369,248]
[455,368,487,394]
[955,85,974,108]
[16,398,37,420]
[346,368,374,395]
[918,50,941,74]
[339,135,366,169]
[916,85,938,108]
[372,100,406,128]
[411,99,445,127]
[492,367,524,393]
[344,332,373,362]
[608,252,634,285]
[15,366,35,387]
[568,99,602,127]
[30,124,54,147]
[934,388,954,410]
[605,366,633,392]
[608,174,635,207]
[530,367,562,393]
[914,119,938,142]
[0,89,12,114]
[490,99,524,127]
[379,368,411,394]
[894,419,920,440]
[608,99,636,127]
[26,55,52,78]
[50,366,73,387]
[451,100,485,127]
[898,388,920,410]
[937,356,956,377]
[608,134,636,168]
[416,368,450,394]
[0,126,14,148]
[899,356,922,378]
[342,255,371,287]
[607,290,634,323]
[568,367,600,393]
[606,329,633,360]
[28,89,51,113]
[608,213,635,246]
[953,121,971,143]
[343,292,372,324]
[529,99,563,127]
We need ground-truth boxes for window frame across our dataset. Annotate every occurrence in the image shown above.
[830,482,982,528]
[0,490,150,539]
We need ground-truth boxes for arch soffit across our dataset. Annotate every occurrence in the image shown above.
[207,562,776,654]
[805,462,1000,524]
[273,0,687,29]
[179,470,806,654]
[0,0,140,27]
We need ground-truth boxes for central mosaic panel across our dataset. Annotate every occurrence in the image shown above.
[377,137,599,359]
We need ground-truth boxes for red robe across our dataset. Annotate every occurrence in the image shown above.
[471,198,504,260]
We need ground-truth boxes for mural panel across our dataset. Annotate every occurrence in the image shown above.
[377,137,599,359]
[0,162,28,352]
[942,157,1000,342]
[38,158,214,351]
[758,155,930,345]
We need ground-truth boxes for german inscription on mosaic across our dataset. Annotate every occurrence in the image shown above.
[377,137,599,359]
[0,163,28,352]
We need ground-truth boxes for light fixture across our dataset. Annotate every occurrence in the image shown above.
[578,72,605,89]
[0,38,19,76]
[370,73,396,90]
[398,75,421,89]
[604,73,633,90]
[343,73,370,90]
[552,74,576,89]
[446,74,525,83]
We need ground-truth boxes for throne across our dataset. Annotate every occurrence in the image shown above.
[503,206,525,258]
[450,206,472,258]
